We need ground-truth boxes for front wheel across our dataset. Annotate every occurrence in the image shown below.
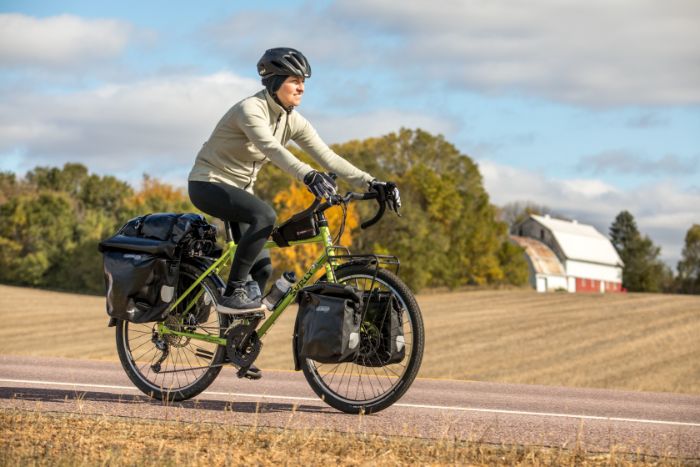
[301,265,425,414]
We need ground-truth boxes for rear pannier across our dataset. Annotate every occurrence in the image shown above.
[294,283,363,363]
[98,213,217,323]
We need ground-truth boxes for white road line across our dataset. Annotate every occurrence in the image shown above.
[2,378,699,428]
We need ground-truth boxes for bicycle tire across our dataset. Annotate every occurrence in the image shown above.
[301,264,425,414]
[115,260,227,402]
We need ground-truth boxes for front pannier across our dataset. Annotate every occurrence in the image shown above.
[98,212,217,323]
[356,290,406,367]
[295,283,363,363]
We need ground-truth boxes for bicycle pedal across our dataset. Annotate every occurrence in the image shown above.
[236,365,262,380]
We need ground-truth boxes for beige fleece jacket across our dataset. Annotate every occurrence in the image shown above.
[188,89,373,193]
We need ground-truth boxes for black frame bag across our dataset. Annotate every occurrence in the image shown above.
[271,212,318,247]
[295,283,363,363]
[357,290,406,367]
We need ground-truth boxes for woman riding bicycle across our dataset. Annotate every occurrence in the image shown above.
[188,47,400,315]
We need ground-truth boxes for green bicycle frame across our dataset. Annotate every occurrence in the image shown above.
[156,223,338,346]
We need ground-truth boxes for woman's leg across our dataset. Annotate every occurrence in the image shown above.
[188,180,276,288]
[226,221,273,294]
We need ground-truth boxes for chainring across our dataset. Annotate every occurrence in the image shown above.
[225,324,262,368]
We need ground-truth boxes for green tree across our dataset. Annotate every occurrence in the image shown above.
[677,224,700,294]
[609,210,668,292]
[0,191,77,286]
[332,128,527,290]
[0,171,20,204]
[26,163,89,196]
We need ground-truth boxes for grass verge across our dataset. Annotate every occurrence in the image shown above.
[0,409,689,466]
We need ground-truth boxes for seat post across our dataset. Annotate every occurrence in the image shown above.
[223,221,235,244]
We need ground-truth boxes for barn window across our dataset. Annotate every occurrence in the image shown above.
[540,229,544,240]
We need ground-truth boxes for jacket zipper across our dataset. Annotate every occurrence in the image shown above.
[245,113,282,191]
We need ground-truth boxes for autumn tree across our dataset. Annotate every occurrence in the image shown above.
[126,175,194,215]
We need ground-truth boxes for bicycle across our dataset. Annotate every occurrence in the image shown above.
[114,188,425,414]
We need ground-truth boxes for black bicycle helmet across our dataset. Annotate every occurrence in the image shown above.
[257,47,311,79]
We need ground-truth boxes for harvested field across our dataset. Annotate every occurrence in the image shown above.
[0,284,698,394]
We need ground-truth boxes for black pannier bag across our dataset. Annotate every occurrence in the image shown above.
[271,211,318,247]
[98,212,217,322]
[357,290,406,367]
[102,251,178,323]
[294,283,363,363]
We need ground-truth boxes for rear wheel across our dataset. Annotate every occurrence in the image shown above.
[115,261,227,401]
[301,265,424,414]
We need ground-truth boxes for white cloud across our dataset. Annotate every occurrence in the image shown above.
[332,0,700,106]
[0,13,134,69]
[577,151,700,176]
[0,71,455,184]
[479,160,699,265]
[305,109,456,145]
[0,72,261,176]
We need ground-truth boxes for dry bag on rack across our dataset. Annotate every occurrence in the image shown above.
[294,283,363,363]
[356,290,406,367]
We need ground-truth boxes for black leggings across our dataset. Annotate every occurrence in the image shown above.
[188,181,275,292]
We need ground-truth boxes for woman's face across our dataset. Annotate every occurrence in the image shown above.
[276,75,305,108]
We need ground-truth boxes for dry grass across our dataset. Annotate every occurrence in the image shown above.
[1,284,699,394]
[0,409,685,466]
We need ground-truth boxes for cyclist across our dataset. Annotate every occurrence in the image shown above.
[188,47,400,315]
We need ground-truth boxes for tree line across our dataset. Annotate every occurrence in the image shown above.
[0,128,528,295]
[609,211,699,294]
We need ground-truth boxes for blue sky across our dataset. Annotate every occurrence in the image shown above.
[1,0,698,266]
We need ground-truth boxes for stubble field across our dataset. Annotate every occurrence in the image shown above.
[1,284,698,394]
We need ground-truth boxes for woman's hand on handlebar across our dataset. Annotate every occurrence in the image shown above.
[369,180,402,214]
[304,170,337,201]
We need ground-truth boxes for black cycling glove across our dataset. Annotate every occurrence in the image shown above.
[369,180,402,213]
[303,170,337,201]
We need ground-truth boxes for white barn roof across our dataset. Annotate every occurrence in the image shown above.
[531,215,623,267]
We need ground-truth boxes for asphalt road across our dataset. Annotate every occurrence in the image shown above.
[1,355,698,458]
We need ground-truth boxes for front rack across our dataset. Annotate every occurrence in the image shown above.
[324,245,402,324]
[325,246,400,276]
